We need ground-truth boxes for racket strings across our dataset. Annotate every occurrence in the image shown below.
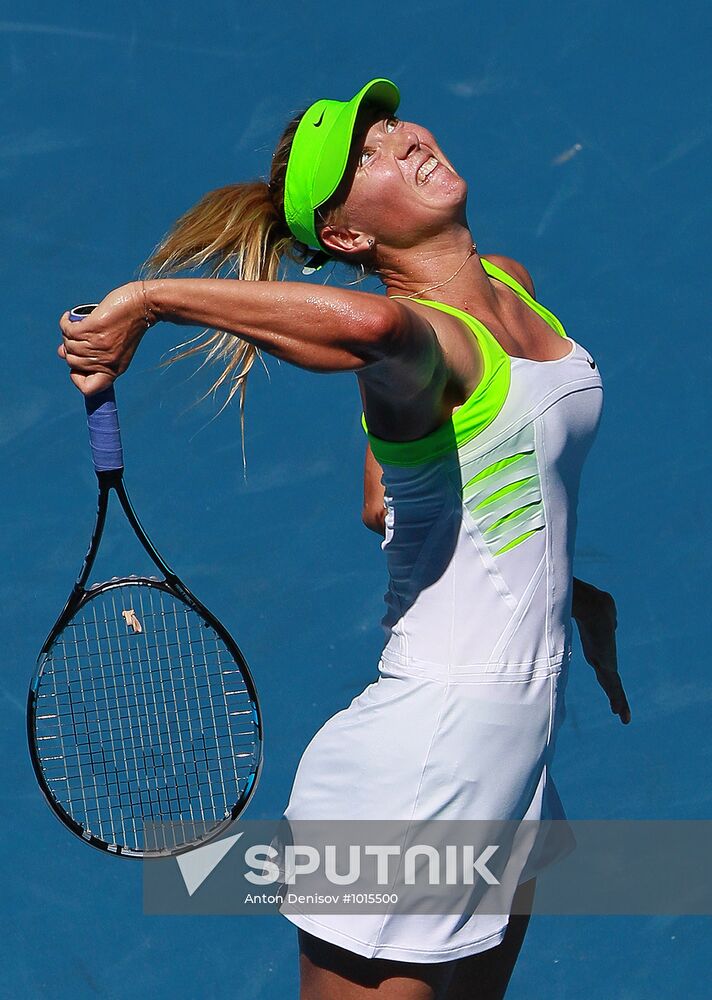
[34,583,259,855]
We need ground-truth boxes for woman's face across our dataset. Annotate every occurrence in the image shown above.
[319,108,468,254]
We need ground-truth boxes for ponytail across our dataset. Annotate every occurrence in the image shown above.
[142,112,306,470]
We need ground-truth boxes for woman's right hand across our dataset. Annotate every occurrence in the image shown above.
[58,281,151,396]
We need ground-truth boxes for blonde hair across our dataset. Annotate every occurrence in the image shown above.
[141,112,312,468]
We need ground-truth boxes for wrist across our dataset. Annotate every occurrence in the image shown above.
[362,505,386,537]
[140,279,160,329]
[142,277,205,329]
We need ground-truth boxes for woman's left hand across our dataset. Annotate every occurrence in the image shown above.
[574,584,631,724]
[58,281,150,395]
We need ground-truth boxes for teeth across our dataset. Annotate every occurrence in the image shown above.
[416,156,438,183]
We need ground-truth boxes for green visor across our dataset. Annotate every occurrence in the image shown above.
[283,78,400,254]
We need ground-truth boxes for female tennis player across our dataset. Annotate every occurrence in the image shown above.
[59,78,630,999]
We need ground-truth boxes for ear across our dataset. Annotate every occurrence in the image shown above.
[319,223,373,259]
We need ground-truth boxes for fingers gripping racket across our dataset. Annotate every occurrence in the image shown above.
[28,304,262,857]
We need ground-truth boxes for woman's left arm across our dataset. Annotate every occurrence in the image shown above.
[362,440,387,535]
[572,578,631,724]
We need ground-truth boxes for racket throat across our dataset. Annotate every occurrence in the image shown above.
[96,469,124,490]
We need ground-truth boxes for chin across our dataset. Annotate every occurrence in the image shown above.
[450,172,468,201]
[432,167,467,202]
[433,173,468,220]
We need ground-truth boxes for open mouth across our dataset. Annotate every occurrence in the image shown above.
[416,155,439,184]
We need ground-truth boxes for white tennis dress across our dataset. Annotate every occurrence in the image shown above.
[279,259,604,961]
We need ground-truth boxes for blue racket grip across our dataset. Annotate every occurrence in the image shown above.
[69,304,124,473]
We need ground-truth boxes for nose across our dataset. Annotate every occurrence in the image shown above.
[386,128,420,160]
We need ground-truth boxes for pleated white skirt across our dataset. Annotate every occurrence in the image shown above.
[279,653,573,962]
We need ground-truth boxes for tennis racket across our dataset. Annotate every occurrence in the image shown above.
[28,304,263,858]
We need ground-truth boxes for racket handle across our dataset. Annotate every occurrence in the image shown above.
[69,304,125,474]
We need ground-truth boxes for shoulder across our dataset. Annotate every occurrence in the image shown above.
[481,254,537,299]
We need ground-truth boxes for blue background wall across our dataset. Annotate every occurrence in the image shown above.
[2,1,710,995]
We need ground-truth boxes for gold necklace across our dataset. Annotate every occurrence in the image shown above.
[405,242,478,300]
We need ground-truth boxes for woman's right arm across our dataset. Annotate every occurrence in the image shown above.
[58,278,442,398]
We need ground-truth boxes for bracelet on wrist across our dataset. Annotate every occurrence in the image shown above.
[141,280,155,330]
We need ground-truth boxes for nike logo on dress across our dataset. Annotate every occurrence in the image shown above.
[313,110,325,127]
[586,356,596,368]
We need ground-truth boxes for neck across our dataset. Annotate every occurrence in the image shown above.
[378,227,499,313]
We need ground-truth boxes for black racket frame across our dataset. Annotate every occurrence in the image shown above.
[28,468,263,858]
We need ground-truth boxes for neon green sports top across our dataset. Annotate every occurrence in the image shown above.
[360,257,569,467]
